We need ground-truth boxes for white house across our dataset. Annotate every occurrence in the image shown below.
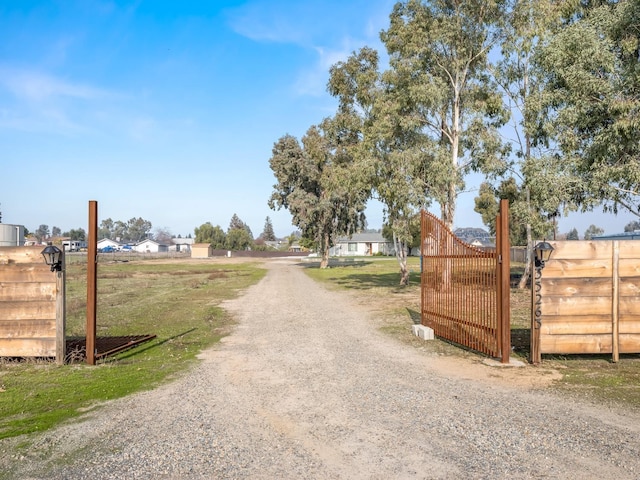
[170,237,193,253]
[134,239,168,253]
[330,233,394,257]
[97,238,120,250]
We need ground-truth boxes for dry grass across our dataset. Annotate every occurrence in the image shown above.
[304,256,640,410]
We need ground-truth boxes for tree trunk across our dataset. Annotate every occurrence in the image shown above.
[393,233,410,286]
[320,231,330,269]
[518,191,533,289]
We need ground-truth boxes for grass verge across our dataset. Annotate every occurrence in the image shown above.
[303,256,640,410]
[0,258,265,441]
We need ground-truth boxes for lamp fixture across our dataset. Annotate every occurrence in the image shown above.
[41,243,63,272]
[534,240,554,269]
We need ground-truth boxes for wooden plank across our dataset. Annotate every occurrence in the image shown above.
[542,259,611,279]
[0,247,47,265]
[546,241,611,260]
[619,296,640,315]
[0,282,56,301]
[618,259,640,278]
[541,316,612,335]
[540,334,612,354]
[0,301,56,321]
[0,338,56,357]
[619,334,640,353]
[541,296,611,316]
[0,264,53,283]
[618,318,640,334]
[618,277,640,296]
[542,277,611,297]
[0,319,56,337]
[616,241,640,259]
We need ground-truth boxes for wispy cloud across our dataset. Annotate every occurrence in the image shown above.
[0,66,110,102]
[226,1,391,97]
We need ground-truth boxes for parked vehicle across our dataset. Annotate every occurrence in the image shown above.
[99,245,117,253]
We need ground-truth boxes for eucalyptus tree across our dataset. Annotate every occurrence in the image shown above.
[380,0,508,231]
[488,0,569,287]
[327,46,434,285]
[268,126,366,269]
[535,0,640,218]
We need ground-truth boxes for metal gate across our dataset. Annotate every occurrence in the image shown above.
[420,200,511,362]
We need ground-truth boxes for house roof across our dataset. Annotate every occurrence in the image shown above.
[335,232,390,243]
[136,239,167,247]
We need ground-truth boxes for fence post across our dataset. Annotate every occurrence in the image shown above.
[496,199,511,363]
[55,252,66,365]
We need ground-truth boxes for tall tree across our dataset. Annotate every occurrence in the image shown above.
[489,0,568,288]
[260,216,277,241]
[195,222,216,243]
[535,0,640,218]
[225,228,253,251]
[381,0,508,230]
[624,221,640,232]
[154,227,173,245]
[327,46,439,285]
[566,228,579,240]
[51,226,61,237]
[126,217,152,243]
[584,224,604,240]
[35,224,49,242]
[99,218,114,240]
[63,228,86,241]
[268,126,366,268]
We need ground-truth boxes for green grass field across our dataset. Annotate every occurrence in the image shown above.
[0,259,265,440]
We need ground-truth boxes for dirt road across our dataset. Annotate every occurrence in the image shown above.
[3,258,640,479]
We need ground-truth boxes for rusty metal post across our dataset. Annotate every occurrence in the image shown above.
[87,201,98,365]
[497,199,511,363]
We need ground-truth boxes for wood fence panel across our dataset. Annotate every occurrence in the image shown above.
[536,240,640,361]
[0,338,57,357]
[0,282,56,301]
[0,319,56,337]
[541,316,612,335]
[0,246,64,361]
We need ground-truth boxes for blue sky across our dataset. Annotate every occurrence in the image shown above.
[0,0,634,239]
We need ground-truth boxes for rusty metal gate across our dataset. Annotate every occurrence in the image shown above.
[420,200,511,362]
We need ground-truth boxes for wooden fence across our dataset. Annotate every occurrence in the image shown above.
[421,200,511,362]
[533,240,640,362]
[0,246,65,363]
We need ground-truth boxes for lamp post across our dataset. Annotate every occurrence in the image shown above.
[531,240,554,364]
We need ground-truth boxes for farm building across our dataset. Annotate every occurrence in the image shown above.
[191,243,213,258]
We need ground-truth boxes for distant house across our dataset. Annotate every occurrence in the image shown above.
[330,233,394,257]
[453,227,495,248]
[170,237,193,253]
[97,238,120,250]
[191,243,213,258]
[135,239,168,253]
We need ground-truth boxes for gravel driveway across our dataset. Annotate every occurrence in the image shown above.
[3,258,640,479]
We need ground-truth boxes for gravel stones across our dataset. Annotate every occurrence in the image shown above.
[2,258,640,479]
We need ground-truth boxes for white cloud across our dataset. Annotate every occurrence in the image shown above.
[0,66,109,102]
